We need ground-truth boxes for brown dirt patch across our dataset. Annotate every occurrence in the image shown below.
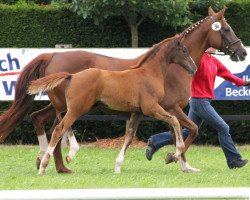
[82,136,147,148]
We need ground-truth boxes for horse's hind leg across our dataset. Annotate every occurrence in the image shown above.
[52,112,79,172]
[38,111,77,175]
[52,117,74,173]
[65,128,80,163]
[57,112,80,163]
[31,104,72,173]
[115,113,143,173]
[31,103,55,168]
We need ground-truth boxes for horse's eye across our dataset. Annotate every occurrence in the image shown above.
[223,27,231,32]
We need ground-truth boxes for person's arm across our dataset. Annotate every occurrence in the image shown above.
[215,57,246,87]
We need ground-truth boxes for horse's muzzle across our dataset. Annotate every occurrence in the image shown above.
[230,48,247,62]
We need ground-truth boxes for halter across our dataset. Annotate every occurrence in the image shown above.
[210,16,242,57]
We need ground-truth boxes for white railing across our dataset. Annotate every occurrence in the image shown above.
[0,188,250,200]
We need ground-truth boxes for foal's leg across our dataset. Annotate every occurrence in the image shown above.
[56,112,79,164]
[144,104,185,161]
[166,107,200,172]
[48,116,71,173]
[38,112,77,175]
[115,113,143,173]
[31,104,72,173]
[65,128,80,163]
[52,116,79,169]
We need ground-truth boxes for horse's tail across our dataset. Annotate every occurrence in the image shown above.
[28,72,71,95]
[0,53,54,142]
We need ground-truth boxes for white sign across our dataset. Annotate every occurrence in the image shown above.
[0,48,249,101]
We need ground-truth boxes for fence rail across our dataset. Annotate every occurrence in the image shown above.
[23,114,250,122]
[0,188,250,200]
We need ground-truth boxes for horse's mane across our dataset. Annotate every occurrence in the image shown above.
[130,16,210,69]
[130,35,180,69]
[179,16,210,40]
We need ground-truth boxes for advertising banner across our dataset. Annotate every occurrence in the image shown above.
[213,49,250,100]
[0,47,249,101]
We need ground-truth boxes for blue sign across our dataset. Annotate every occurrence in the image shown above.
[214,65,250,100]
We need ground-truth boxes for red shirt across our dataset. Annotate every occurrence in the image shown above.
[191,53,245,99]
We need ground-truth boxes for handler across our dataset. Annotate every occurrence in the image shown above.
[146,48,250,169]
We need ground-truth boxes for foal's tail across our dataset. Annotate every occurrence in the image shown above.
[0,53,53,142]
[28,72,71,95]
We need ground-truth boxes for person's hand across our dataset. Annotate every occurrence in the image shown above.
[245,80,250,88]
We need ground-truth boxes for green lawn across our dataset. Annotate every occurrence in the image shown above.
[0,145,249,189]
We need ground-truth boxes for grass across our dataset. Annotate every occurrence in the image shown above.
[0,145,250,189]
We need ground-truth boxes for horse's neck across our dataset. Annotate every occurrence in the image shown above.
[183,19,212,66]
[140,49,170,78]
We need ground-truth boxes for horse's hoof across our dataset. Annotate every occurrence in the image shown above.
[38,168,45,176]
[182,168,200,173]
[36,157,41,170]
[165,153,178,164]
[57,167,73,174]
[114,164,121,174]
[65,155,72,163]
[38,172,43,176]
[114,169,121,174]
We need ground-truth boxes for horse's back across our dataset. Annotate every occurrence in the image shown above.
[46,50,138,75]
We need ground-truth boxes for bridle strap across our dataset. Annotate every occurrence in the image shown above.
[210,16,241,56]
[219,29,241,55]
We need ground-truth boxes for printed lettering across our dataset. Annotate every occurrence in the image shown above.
[2,81,16,95]
[226,88,232,96]
[243,75,250,82]
[226,87,250,97]
[0,60,7,71]
[7,53,20,70]
[0,53,20,72]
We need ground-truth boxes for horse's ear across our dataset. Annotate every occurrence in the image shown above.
[217,6,226,20]
[208,6,215,16]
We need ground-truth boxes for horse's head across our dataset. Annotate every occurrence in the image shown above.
[169,39,197,75]
[207,6,247,61]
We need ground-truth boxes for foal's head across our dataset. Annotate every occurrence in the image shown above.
[131,36,197,75]
[167,39,197,75]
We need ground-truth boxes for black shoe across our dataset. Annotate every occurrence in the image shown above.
[146,139,157,161]
[228,158,248,169]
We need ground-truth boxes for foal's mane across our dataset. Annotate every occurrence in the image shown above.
[130,35,180,69]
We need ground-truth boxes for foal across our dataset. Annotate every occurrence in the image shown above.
[28,37,197,175]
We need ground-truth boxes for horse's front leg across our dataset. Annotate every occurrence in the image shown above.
[115,113,143,173]
[145,104,185,162]
[166,106,200,172]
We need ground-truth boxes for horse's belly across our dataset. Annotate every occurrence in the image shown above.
[99,98,140,112]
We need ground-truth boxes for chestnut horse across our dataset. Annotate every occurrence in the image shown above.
[0,7,247,173]
[28,37,197,175]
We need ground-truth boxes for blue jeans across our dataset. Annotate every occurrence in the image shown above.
[149,97,242,166]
